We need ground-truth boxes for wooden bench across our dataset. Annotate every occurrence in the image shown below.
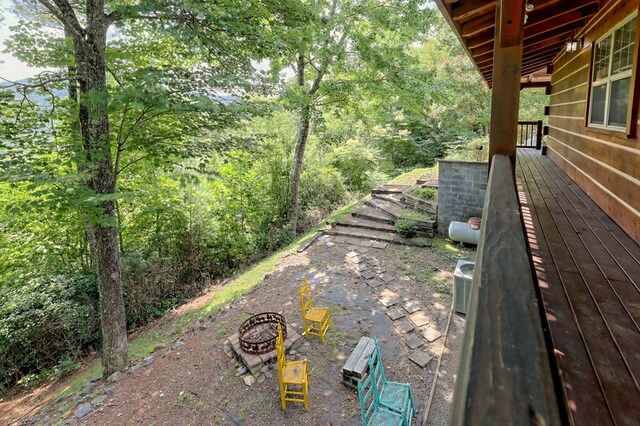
[342,336,375,390]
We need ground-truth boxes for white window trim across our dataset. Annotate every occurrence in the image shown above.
[588,13,637,131]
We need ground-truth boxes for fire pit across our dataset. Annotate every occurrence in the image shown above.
[238,312,287,355]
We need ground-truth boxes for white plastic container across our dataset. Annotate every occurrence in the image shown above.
[448,221,481,245]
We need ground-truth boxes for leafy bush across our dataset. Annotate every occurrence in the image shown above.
[409,187,436,199]
[330,139,379,192]
[447,136,489,162]
[121,252,190,329]
[395,219,418,238]
[298,166,348,231]
[0,275,100,393]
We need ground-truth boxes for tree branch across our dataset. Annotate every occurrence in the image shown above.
[105,10,122,27]
[116,154,151,176]
[0,73,70,89]
[37,0,85,39]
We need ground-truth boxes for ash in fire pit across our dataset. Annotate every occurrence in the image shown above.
[238,312,286,355]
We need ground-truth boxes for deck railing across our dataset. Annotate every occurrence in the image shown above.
[450,154,562,425]
[517,120,543,149]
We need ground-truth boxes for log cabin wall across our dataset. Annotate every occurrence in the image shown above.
[547,0,640,244]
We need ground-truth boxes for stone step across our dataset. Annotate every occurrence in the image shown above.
[365,198,403,219]
[371,184,410,195]
[367,199,436,226]
[415,179,438,187]
[416,177,438,189]
[401,192,438,216]
[336,216,397,233]
[352,206,396,225]
[324,226,431,247]
[372,193,404,207]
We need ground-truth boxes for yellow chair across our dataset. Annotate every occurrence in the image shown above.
[276,324,309,411]
[298,277,331,344]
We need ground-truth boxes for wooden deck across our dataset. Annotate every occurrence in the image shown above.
[516,149,640,425]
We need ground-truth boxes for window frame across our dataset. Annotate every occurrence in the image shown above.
[587,12,639,135]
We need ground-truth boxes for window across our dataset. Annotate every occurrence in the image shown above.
[588,14,637,131]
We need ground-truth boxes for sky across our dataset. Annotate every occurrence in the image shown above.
[0,0,49,81]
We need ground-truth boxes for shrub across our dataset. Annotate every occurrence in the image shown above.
[395,219,418,238]
[0,275,100,393]
[330,139,379,192]
[298,166,348,232]
[409,187,436,199]
[121,252,186,329]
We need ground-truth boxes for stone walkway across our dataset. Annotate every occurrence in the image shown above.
[321,233,441,368]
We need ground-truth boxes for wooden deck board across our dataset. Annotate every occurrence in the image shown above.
[516,165,611,424]
[517,150,640,425]
[533,153,640,285]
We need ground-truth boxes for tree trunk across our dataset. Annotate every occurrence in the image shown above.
[289,53,311,235]
[66,28,98,272]
[75,4,128,376]
[289,105,311,235]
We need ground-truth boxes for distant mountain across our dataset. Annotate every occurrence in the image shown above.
[1,78,68,104]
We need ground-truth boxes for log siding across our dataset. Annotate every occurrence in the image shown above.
[548,0,640,243]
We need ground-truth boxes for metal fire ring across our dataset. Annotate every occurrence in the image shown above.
[238,312,287,355]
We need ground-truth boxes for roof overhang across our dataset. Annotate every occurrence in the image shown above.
[433,0,600,88]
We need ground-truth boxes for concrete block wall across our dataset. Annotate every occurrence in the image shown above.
[437,160,488,235]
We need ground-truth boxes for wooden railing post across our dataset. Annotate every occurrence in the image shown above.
[450,155,562,425]
[488,0,525,172]
[536,120,543,150]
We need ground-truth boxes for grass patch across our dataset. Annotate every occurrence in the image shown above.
[408,186,436,200]
[399,209,432,222]
[238,393,272,420]
[432,236,464,258]
[326,200,361,224]
[387,167,431,185]
[325,330,349,354]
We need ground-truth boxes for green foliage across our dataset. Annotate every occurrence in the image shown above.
[0,0,548,397]
[395,219,417,238]
[0,275,100,393]
[446,136,489,162]
[409,187,436,200]
[399,209,432,222]
[330,139,381,192]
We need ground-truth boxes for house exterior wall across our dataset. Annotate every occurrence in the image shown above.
[437,160,488,235]
[548,0,640,244]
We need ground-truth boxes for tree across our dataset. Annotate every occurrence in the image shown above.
[279,0,433,234]
[3,0,307,376]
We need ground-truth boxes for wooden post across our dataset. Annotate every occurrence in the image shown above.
[536,120,543,149]
[488,0,525,172]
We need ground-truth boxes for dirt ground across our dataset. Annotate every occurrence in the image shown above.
[4,235,472,426]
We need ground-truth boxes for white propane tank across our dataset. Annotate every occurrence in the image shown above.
[448,221,481,245]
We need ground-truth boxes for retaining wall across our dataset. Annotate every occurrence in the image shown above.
[437,160,488,235]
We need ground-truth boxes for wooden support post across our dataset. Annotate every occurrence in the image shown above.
[488,0,525,172]
[536,120,543,150]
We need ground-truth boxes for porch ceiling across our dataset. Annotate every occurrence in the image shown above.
[434,0,600,88]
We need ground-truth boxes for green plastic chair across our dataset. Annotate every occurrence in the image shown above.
[369,337,415,426]
[357,366,404,426]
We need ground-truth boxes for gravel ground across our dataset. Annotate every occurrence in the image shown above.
[3,235,472,426]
